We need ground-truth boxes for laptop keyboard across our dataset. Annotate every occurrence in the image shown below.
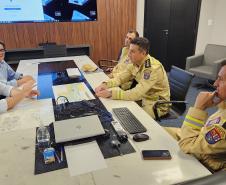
[112,107,147,134]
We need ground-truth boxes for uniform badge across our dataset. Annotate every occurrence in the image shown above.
[205,117,221,127]
[143,70,151,80]
[124,58,130,64]
[205,126,225,144]
[145,59,151,68]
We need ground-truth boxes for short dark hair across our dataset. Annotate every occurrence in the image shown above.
[130,37,149,54]
[0,41,5,50]
[128,30,139,38]
[221,60,226,67]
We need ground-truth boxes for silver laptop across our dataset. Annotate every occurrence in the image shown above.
[53,115,105,143]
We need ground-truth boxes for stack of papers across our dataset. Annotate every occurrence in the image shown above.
[66,68,81,78]
[65,141,107,176]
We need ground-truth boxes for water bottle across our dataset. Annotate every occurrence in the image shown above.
[36,124,50,152]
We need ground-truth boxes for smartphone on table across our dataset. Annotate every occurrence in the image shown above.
[142,150,172,160]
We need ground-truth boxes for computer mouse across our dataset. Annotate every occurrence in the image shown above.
[133,133,149,142]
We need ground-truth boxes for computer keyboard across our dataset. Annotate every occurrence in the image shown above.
[112,107,147,134]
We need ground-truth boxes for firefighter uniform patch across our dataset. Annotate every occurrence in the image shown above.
[205,127,225,144]
[125,58,130,64]
[143,70,151,80]
[145,59,151,68]
[205,117,221,127]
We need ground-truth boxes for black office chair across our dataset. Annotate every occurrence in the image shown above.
[43,44,67,58]
[153,66,194,121]
[173,171,226,185]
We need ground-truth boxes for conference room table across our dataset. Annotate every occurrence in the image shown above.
[0,56,211,185]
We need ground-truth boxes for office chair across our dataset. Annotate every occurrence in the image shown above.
[174,171,226,185]
[98,48,123,74]
[98,59,118,73]
[153,66,194,121]
[186,44,226,89]
[43,44,67,58]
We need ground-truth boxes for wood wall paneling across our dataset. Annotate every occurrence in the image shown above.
[0,0,137,63]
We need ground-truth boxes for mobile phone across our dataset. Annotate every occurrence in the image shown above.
[142,150,172,160]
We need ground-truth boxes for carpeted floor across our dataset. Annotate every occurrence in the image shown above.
[159,77,217,127]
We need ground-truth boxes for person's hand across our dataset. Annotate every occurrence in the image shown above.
[22,75,34,81]
[20,80,34,96]
[96,89,112,98]
[27,90,40,98]
[194,91,222,110]
[95,83,108,93]
[17,76,35,86]
[21,80,34,89]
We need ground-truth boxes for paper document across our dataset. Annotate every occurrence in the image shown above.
[52,82,95,104]
[66,68,81,78]
[65,141,107,176]
[0,99,54,133]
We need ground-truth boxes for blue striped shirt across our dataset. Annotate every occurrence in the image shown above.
[0,60,22,87]
[0,82,13,113]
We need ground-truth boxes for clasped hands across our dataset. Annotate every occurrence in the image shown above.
[95,83,112,98]
[21,80,40,98]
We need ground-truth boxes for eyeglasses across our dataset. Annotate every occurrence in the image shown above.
[0,49,6,53]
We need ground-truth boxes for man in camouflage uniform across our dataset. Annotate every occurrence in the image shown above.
[166,62,226,171]
[95,37,170,118]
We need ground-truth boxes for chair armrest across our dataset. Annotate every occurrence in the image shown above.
[212,58,226,79]
[153,100,187,121]
[186,54,204,70]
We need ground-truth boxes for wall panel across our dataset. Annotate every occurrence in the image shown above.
[0,0,137,63]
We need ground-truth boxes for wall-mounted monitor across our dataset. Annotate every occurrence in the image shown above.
[0,0,97,24]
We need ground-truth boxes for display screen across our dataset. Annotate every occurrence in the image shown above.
[0,0,97,23]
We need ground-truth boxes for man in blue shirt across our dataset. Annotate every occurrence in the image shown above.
[0,81,39,113]
[0,41,34,87]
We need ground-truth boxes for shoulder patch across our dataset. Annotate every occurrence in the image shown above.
[143,69,151,80]
[205,117,221,127]
[145,59,151,68]
[205,126,225,144]
[124,58,130,64]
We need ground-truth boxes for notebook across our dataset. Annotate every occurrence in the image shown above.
[53,115,105,143]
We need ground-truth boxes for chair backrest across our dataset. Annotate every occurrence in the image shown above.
[169,66,194,114]
[204,44,226,65]
[44,44,67,58]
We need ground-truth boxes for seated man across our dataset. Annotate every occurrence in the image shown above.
[0,81,39,113]
[165,62,226,172]
[107,30,139,90]
[108,30,139,77]
[0,41,34,87]
[95,37,170,118]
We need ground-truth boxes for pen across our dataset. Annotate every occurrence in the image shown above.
[61,147,64,162]
[55,151,61,163]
